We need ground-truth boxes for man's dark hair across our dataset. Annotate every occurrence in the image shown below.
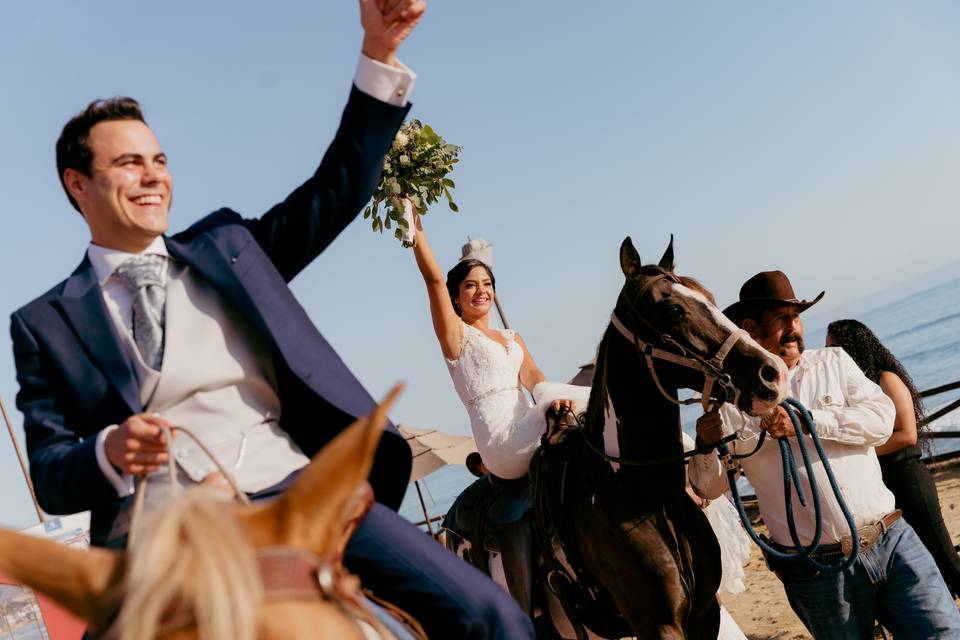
[56,97,146,213]
[445,259,496,317]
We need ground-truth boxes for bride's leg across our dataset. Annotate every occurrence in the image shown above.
[499,514,534,615]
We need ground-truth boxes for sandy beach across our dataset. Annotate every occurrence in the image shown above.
[721,462,960,639]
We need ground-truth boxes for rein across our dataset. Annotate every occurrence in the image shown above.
[562,409,766,468]
[717,398,860,574]
[128,424,250,547]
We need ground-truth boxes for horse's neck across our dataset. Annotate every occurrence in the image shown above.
[592,330,686,496]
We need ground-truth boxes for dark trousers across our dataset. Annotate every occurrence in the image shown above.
[251,472,533,639]
[880,449,960,596]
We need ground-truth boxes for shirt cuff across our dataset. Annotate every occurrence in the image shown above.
[354,53,417,107]
[95,425,135,497]
[808,408,840,440]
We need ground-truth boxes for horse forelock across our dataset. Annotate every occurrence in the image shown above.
[117,489,262,640]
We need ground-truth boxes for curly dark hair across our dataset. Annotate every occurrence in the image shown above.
[445,259,495,317]
[826,319,927,436]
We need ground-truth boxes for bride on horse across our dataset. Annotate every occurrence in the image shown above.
[409,213,589,480]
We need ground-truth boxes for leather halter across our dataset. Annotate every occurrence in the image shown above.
[256,547,344,601]
[611,272,747,412]
[137,548,394,640]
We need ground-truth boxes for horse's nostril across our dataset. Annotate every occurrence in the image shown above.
[760,365,779,383]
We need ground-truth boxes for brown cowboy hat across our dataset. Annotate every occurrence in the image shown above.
[723,270,824,325]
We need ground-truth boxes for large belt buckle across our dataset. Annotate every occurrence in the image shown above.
[840,522,881,557]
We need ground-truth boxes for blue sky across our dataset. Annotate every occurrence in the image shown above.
[0,2,958,529]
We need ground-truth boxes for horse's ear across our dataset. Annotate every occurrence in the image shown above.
[0,529,124,630]
[620,237,643,281]
[237,384,403,554]
[658,234,675,271]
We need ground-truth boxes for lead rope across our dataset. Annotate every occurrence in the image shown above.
[717,398,860,574]
[127,425,250,548]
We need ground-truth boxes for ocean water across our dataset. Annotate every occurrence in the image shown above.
[399,277,960,526]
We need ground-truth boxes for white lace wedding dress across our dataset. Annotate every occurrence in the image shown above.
[446,321,591,479]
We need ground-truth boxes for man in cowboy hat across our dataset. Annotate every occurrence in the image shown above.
[689,270,960,638]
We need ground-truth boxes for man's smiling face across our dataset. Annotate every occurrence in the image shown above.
[67,119,172,252]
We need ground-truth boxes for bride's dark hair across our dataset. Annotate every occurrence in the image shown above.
[826,319,928,439]
[446,259,496,316]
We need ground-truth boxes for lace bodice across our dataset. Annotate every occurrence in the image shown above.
[446,322,523,408]
[444,321,591,479]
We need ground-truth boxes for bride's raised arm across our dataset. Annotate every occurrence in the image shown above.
[412,212,463,361]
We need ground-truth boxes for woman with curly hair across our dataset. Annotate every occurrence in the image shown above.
[826,319,960,595]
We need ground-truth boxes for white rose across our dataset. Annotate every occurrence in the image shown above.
[394,132,409,148]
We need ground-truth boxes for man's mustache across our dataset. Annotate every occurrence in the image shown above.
[780,332,804,349]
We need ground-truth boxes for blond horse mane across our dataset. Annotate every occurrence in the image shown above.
[117,488,263,640]
[0,386,406,640]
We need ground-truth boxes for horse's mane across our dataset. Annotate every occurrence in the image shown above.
[118,488,262,640]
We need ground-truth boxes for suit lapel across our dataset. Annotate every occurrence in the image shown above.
[56,258,141,413]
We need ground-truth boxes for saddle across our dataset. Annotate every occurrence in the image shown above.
[443,475,533,561]
[443,473,535,614]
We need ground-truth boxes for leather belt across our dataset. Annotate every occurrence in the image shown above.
[772,510,902,559]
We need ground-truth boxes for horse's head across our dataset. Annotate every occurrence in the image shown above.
[616,237,787,415]
[0,385,408,640]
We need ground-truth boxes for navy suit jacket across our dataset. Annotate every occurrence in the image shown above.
[11,87,412,546]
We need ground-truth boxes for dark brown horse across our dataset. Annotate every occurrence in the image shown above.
[443,237,786,638]
[544,237,786,639]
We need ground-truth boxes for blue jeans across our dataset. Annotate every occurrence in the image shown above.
[769,519,960,639]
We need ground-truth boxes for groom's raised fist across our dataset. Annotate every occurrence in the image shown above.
[360,0,426,67]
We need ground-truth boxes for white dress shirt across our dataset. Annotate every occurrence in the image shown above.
[688,347,896,545]
[91,54,416,494]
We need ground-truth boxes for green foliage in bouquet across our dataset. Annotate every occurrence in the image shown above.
[364,119,460,243]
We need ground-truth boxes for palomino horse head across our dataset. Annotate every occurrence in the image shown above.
[617,237,787,414]
[0,385,411,640]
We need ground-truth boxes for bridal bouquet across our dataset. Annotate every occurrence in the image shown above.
[364,119,460,247]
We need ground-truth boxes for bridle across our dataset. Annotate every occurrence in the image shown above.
[554,270,766,469]
[610,271,747,413]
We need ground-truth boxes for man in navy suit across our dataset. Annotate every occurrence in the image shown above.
[10,1,531,637]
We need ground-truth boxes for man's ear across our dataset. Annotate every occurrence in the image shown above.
[742,318,760,339]
[63,168,87,208]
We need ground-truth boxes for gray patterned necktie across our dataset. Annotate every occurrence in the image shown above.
[114,254,167,370]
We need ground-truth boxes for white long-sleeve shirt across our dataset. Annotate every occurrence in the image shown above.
[688,347,896,546]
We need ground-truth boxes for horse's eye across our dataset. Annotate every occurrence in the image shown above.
[666,305,685,321]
